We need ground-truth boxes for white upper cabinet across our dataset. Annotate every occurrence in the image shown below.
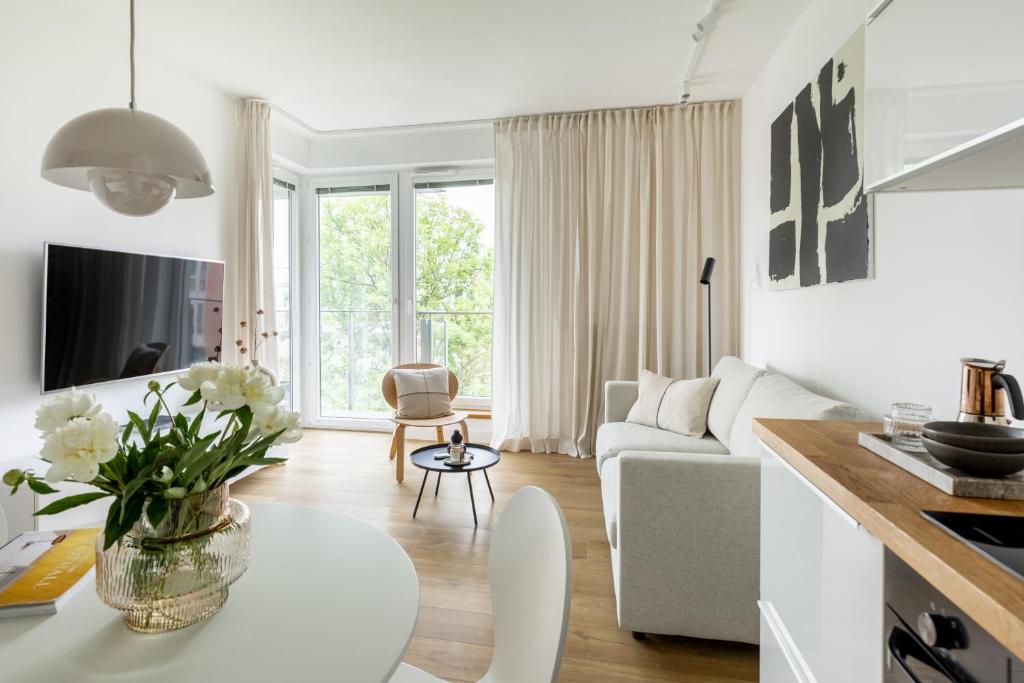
[865,0,1024,191]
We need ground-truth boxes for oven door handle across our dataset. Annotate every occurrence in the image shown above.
[888,626,955,682]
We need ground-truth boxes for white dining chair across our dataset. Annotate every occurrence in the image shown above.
[390,486,572,683]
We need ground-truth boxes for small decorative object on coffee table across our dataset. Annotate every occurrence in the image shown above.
[410,442,499,525]
[2,361,302,632]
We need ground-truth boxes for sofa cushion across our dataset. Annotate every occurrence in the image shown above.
[727,372,868,459]
[658,377,720,437]
[600,457,620,549]
[625,370,675,428]
[595,421,729,474]
[707,356,766,448]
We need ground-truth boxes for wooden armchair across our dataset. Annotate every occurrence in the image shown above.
[382,363,469,483]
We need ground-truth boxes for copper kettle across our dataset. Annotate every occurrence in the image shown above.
[958,358,1024,425]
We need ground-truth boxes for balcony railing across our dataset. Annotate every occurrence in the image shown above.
[318,309,492,415]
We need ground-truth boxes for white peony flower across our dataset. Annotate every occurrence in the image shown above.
[200,365,247,410]
[42,414,119,483]
[253,405,303,443]
[200,365,284,412]
[177,361,223,392]
[35,389,102,437]
[241,371,284,412]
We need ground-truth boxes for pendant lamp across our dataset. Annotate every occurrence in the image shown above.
[40,0,214,216]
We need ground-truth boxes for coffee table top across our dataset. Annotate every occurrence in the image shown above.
[410,443,500,473]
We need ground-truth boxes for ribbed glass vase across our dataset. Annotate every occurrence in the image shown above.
[95,484,251,633]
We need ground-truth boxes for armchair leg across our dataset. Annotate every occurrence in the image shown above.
[435,426,445,443]
[395,425,406,483]
[388,428,399,461]
[459,420,470,443]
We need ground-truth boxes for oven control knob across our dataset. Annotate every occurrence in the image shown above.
[916,613,967,650]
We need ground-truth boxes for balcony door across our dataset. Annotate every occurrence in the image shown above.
[310,172,493,426]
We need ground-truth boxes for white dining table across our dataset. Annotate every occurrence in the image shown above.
[0,503,420,683]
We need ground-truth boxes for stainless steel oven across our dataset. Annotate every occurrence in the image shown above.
[885,550,1024,682]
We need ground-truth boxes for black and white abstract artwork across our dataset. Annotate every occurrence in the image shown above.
[768,27,872,290]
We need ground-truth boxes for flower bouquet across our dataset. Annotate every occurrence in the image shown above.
[3,361,302,632]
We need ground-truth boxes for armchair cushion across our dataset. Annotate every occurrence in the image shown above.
[392,367,454,419]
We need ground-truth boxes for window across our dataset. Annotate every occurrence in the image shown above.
[414,179,494,399]
[310,172,494,423]
[317,183,394,417]
[272,178,296,409]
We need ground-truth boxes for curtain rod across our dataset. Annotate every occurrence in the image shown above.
[250,98,723,138]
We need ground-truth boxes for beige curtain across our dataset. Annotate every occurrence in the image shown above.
[233,99,278,372]
[491,102,739,457]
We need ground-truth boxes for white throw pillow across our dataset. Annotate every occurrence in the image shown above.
[625,370,675,428]
[657,376,720,436]
[625,369,720,437]
[392,367,454,419]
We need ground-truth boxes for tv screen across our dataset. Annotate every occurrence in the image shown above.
[42,243,225,392]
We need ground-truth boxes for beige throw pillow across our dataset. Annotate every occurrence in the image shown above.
[392,367,454,419]
[625,370,675,428]
[625,369,720,437]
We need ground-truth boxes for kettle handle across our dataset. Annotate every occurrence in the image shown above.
[994,374,1024,420]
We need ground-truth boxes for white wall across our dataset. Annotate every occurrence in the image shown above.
[0,6,238,473]
[740,0,1024,420]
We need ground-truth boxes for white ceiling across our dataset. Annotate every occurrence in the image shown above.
[66,0,810,133]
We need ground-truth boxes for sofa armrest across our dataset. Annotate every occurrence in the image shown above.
[615,450,760,642]
[605,381,639,423]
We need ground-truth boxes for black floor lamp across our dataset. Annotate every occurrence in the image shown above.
[699,257,715,377]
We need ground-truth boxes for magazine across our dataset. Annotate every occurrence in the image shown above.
[0,528,98,618]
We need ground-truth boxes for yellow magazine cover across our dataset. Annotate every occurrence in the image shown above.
[0,528,98,611]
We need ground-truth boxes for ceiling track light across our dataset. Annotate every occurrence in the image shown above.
[40,0,214,216]
[680,0,724,104]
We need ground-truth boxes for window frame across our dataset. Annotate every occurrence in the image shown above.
[408,168,494,411]
[300,166,494,430]
[271,169,301,414]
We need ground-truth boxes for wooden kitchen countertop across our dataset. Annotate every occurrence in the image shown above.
[755,418,1024,661]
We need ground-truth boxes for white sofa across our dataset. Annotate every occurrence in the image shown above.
[596,356,866,644]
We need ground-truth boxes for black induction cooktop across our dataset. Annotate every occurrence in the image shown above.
[923,510,1024,580]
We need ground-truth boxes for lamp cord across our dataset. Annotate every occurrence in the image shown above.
[129,0,136,110]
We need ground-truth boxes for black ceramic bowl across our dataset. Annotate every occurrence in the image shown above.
[921,436,1024,478]
[922,421,1024,454]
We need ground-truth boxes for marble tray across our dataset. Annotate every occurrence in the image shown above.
[858,432,1024,500]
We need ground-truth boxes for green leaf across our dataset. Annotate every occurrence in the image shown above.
[147,399,162,429]
[26,478,60,495]
[183,390,203,407]
[145,497,169,529]
[127,411,151,443]
[121,420,134,444]
[35,492,111,516]
[103,495,145,550]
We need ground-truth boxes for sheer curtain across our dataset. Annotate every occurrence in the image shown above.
[491,102,739,457]
[233,99,278,371]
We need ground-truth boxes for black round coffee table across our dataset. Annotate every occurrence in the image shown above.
[409,443,500,525]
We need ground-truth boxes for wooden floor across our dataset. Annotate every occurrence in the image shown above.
[232,429,759,682]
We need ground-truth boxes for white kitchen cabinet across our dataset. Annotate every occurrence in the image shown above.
[865,0,1024,191]
[760,442,885,683]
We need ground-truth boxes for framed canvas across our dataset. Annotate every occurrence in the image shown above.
[768,26,873,290]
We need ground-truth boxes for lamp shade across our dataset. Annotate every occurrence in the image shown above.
[41,108,214,216]
[699,257,716,285]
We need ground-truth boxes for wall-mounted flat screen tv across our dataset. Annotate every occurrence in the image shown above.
[42,243,225,393]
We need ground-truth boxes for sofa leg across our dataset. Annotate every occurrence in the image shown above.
[631,631,646,641]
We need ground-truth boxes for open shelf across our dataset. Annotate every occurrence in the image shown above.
[867,116,1024,193]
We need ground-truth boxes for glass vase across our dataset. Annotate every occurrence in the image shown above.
[95,484,251,633]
